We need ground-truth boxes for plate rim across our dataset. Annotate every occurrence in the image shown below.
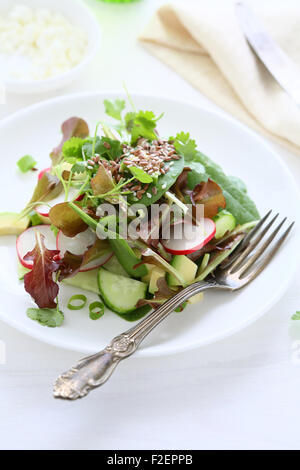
[1,90,300,357]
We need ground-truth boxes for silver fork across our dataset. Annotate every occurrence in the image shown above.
[53,211,294,400]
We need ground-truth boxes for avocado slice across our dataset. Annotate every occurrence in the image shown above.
[187,292,204,305]
[142,264,156,283]
[149,267,166,294]
[0,212,29,236]
[167,255,198,287]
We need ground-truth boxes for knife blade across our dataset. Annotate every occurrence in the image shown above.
[236,2,300,106]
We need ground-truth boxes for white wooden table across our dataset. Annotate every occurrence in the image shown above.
[1,0,300,450]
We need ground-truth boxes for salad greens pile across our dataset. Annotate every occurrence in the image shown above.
[0,97,260,328]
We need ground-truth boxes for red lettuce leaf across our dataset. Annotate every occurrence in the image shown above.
[173,172,226,220]
[24,231,61,309]
[191,178,226,219]
[136,279,179,310]
[49,202,88,237]
[26,172,63,208]
[91,163,115,196]
[50,117,89,166]
[58,251,83,281]
[187,233,242,262]
[155,278,176,300]
[173,168,191,200]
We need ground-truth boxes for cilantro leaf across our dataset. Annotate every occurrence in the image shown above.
[292,311,300,321]
[103,97,162,143]
[17,155,37,173]
[72,162,86,174]
[129,166,153,183]
[104,99,126,121]
[50,117,89,166]
[125,112,136,133]
[27,307,64,328]
[173,132,198,161]
[62,137,85,160]
[130,111,159,143]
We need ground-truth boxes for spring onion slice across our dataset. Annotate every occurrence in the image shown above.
[67,294,87,311]
[89,301,105,320]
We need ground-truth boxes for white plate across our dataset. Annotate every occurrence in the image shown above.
[0,92,299,357]
[0,0,101,94]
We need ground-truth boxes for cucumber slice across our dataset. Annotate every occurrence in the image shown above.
[167,255,198,287]
[117,305,152,322]
[69,203,147,278]
[98,268,147,314]
[213,210,236,239]
[63,270,99,294]
[104,255,130,277]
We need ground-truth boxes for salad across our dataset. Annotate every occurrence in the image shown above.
[0,97,260,327]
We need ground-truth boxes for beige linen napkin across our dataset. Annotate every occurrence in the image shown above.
[140,0,300,155]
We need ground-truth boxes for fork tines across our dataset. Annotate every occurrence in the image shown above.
[224,211,294,283]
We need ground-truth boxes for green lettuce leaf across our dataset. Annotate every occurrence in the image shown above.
[173,132,260,224]
[128,156,185,206]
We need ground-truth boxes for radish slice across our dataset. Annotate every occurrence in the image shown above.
[161,219,216,255]
[38,167,51,180]
[80,252,113,272]
[16,225,57,269]
[57,229,97,257]
[36,187,82,218]
[57,229,113,272]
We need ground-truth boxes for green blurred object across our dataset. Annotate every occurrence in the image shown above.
[98,0,139,3]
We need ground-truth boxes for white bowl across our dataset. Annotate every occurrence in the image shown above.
[0,0,101,94]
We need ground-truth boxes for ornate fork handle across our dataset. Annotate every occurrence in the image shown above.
[54,280,218,400]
